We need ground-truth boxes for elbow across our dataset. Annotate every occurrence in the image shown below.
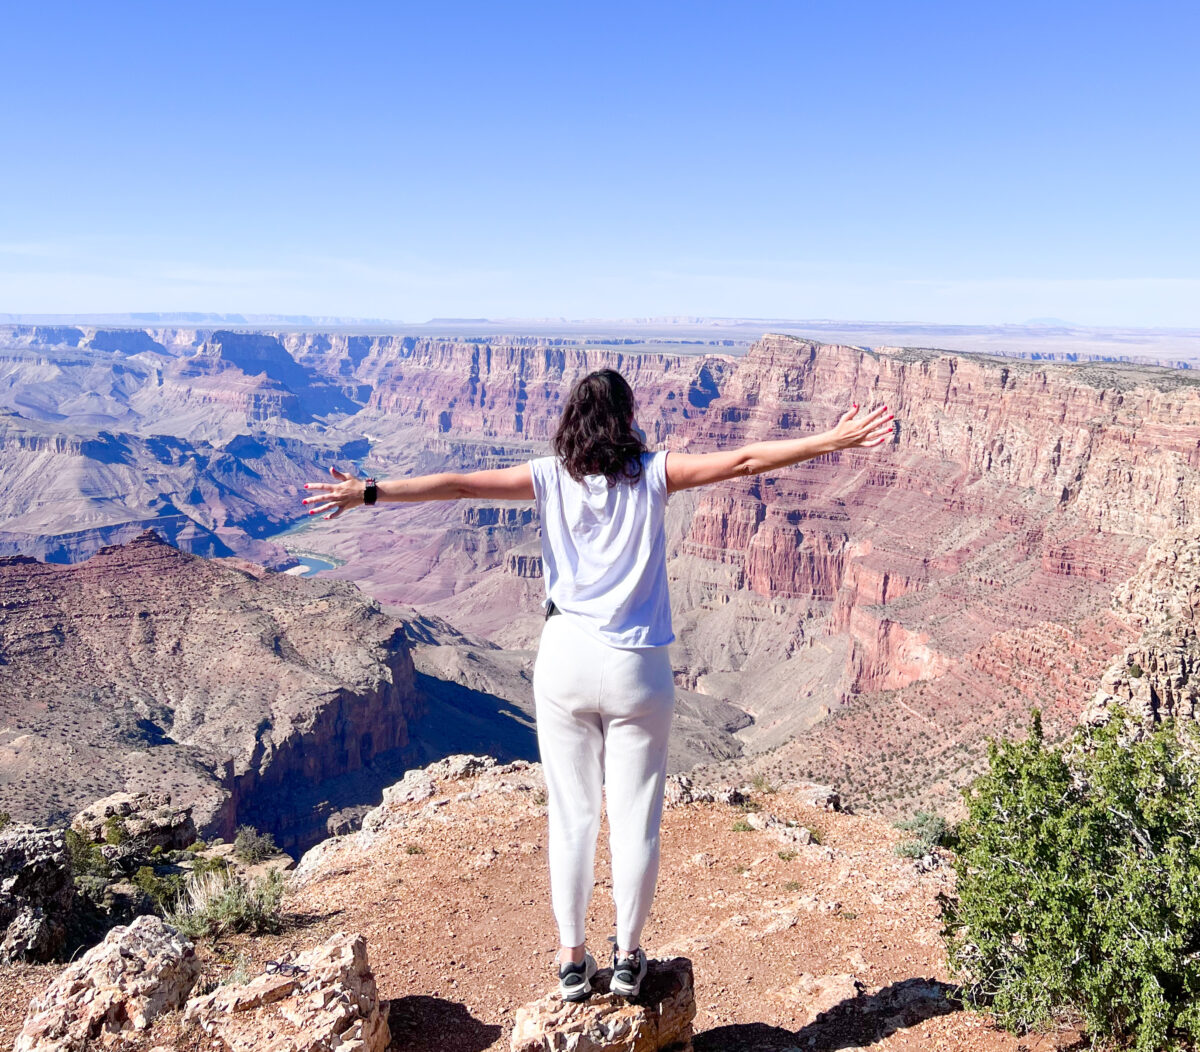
[437,474,471,500]
[733,450,761,478]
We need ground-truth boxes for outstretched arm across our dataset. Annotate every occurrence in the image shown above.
[302,463,534,520]
[665,401,894,493]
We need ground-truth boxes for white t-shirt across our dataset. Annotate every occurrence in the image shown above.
[528,450,674,649]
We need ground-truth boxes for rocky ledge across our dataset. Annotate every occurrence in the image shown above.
[1,755,1069,1051]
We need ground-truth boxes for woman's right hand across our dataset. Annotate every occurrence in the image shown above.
[831,403,895,450]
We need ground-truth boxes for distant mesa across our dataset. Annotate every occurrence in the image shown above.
[1022,316,1078,328]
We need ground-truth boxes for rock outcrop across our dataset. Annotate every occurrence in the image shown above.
[511,957,696,1052]
[292,754,515,884]
[0,531,421,851]
[1084,528,1200,726]
[0,825,75,963]
[71,791,196,853]
[257,755,972,1049]
[183,930,389,1052]
[14,914,199,1051]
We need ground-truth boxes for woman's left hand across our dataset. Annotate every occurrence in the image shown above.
[301,466,365,520]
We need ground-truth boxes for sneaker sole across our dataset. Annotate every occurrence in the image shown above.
[561,981,592,1002]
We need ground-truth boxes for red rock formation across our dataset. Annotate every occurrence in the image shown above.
[5,324,1200,815]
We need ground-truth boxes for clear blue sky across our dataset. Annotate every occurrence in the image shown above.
[2,1,1197,326]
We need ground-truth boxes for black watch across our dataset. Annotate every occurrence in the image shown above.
[363,477,378,505]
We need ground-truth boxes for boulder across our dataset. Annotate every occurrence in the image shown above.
[0,824,75,962]
[15,914,199,1051]
[71,791,196,853]
[183,930,389,1052]
[511,956,695,1052]
[663,776,746,809]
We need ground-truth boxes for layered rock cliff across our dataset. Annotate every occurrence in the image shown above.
[313,335,1197,809]
[3,324,1198,815]
[0,408,355,566]
[0,530,422,851]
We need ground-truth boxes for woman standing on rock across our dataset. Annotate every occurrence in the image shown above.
[302,368,893,1001]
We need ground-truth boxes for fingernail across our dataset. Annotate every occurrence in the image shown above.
[308,510,314,515]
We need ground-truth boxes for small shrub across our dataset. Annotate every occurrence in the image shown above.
[893,809,951,858]
[751,774,777,794]
[533,791,547,806]
[233,825,278,863]
[405,844,424,855]
[893,840,927,859]
[738,799,762,813]
[942,708,1200,1051]
[78,873,111,904]
[133,865,185,910]
[731,819,753,832]
[167,868,284,938]
[192,854,231,878]
[103,816,129,845]
[0,810,10,832]
[221,953,253,987]
[783,879,801,892]
[777,850,797,861]
[65,827,111,879]
[1128,661,1144,678]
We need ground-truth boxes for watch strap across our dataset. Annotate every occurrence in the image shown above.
[363,477,378,505]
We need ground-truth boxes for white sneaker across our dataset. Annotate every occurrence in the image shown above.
[609,946,648,998]
[558,951,598,1002]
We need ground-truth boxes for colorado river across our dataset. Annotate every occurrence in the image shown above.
[267,517,344,578]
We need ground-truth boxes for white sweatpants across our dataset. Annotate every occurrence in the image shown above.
[533,611,676,951]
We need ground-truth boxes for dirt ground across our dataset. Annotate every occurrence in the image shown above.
[1,769,1087,1051]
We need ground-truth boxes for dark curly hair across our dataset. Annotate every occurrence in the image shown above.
[552,368,649,486]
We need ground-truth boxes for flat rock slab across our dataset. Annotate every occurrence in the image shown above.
[511,956,695,1052]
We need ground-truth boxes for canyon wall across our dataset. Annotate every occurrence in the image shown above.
[3,324,1198,813]
[0,530,423,851]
